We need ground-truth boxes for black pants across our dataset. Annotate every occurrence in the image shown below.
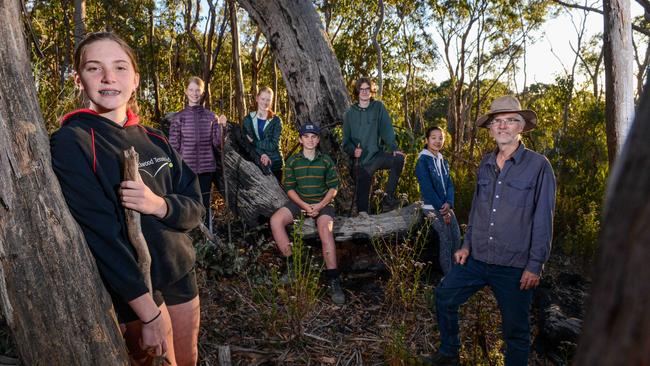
[198,172,220,225]
[355,152,404,213]
[272,168,283,185]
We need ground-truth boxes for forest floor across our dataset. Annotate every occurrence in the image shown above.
[194,214,584,366]
[0,209,587,366]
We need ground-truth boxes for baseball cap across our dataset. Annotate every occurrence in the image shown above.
[299,123,321,136]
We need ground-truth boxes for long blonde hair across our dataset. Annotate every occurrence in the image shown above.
[256,86,275,118]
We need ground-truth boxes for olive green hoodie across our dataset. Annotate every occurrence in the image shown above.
[342,100,397,166]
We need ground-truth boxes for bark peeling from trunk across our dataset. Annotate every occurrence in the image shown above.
[0,1,128,363]
[237,0,350,154]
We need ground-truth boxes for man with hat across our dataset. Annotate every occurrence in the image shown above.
[426,96,556,366]
[269,122,345,304]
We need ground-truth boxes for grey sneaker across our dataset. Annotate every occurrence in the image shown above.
[279,267,295,284]
[422,352,460,366]
[328,278,346,304]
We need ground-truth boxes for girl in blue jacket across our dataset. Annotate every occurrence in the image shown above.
[415,126,461,275]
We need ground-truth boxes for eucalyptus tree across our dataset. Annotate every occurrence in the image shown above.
[632,14,650,100]
[0,0,129,362]
[603,0,634,164]
[424,0,551,154]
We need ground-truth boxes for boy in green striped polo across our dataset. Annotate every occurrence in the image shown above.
[269,123,345,304]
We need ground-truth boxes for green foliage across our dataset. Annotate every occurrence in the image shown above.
[561,201,601,260]
[248,216,323,339]
[525,81,608,258]
[284,216,323,320]
[383,322,412,365]
[459,290,505,366]
[371,220,430,310]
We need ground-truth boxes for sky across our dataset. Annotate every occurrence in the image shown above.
[429,2,644,89]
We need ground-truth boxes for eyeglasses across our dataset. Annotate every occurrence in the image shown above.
[359,87,371,93]
[489,118,523,127]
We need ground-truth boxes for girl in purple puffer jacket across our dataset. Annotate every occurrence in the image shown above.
[169,77,226,219]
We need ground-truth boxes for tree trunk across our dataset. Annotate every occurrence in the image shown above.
[220,128,287,225]
[205,1,229,110]
[60,0,73,92]
[250,29,267,104]
[573,69,650,366]
[603,0,634,165]
[229,0,247,121]
[148,4,161,123]
[372,0,384,97]
[236,0,350,153]
[201,0,218,108]
[633,36,650,102]
[272,56,278,112]
[0,1,128,363]
[73,0,85,47]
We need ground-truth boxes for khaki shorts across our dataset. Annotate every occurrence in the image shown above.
[283,200,335,220]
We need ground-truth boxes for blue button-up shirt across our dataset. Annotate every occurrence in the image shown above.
[462,143,556,275]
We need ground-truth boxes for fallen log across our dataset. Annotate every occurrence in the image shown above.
[301,203,423,242]
[218,125,423,239]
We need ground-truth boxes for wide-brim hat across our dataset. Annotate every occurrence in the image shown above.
[476,95,537,132]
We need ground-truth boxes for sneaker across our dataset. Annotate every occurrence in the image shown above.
[279,270,293,285]
[279,260,294,284]
[421,352,459,366]
[328,278,345,304]
[381,195,400,212]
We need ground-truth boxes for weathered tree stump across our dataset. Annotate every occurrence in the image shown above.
[219,130,288,226]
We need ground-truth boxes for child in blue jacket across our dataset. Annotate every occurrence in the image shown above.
[415,126,461,275]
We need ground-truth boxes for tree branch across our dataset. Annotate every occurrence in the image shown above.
[552,0,650,36]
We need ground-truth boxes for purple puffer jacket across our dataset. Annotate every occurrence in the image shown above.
[169,105,222,174]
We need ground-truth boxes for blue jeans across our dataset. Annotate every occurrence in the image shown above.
[435,256,533,366]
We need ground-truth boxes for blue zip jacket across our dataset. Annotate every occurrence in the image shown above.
[415,149,455,211]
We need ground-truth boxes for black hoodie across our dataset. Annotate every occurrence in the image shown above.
[51,109,204,304]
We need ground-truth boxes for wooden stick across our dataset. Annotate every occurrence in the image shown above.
[218,345,232,366]
[123,147,153,295]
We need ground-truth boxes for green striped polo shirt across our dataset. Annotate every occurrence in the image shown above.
[283,150,339,203]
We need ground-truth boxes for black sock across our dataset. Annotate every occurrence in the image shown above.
[325,268,340,281]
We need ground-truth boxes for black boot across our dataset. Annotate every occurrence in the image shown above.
[421,352,459,366]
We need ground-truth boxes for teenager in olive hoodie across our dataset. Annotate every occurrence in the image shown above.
[343,77,405,214]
